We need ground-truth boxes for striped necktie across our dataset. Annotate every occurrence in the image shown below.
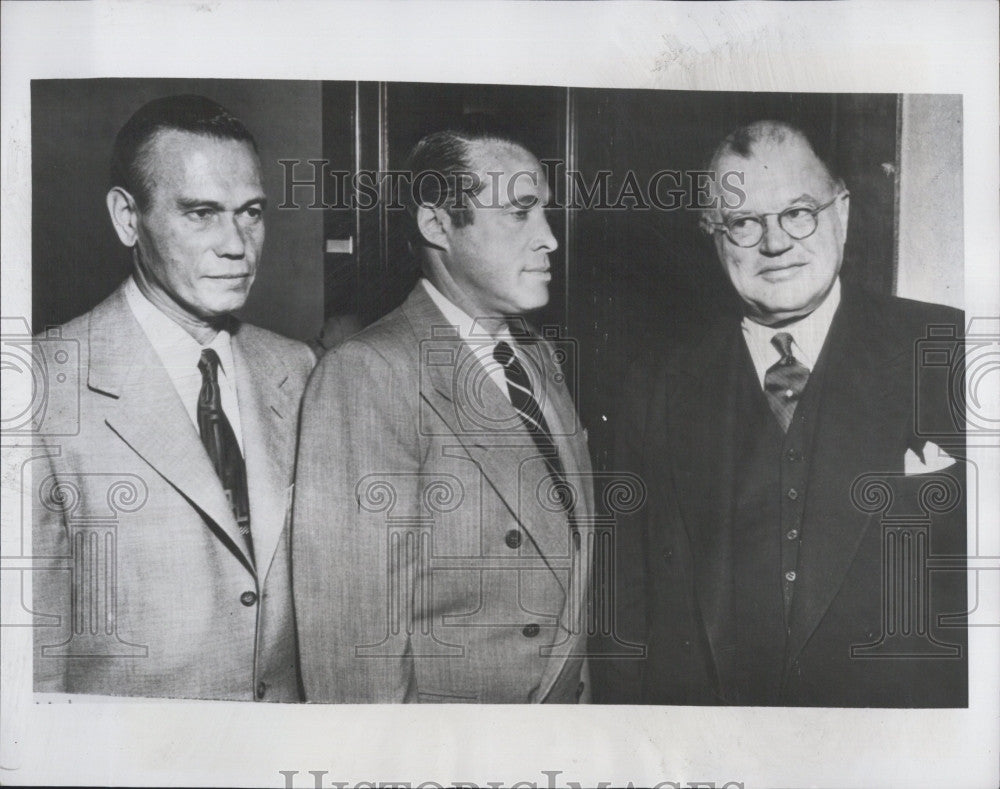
[763,332,811,432]
[197,348,254,565]
[493,340,575,516]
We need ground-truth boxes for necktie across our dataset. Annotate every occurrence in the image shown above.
[493,340,575,517]
[763,332,811,432]
[197,348,254,564]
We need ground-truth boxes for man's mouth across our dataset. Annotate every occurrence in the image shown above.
[758,262,807,280]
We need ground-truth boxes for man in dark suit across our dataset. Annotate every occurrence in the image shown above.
[593,120,967,707]
[32,95,314,700]
[293,126,594,703]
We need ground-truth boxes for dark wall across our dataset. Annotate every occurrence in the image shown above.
[32,79,324,341]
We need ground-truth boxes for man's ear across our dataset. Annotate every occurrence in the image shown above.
[415,204,451,250]
[835,190,850,242]
[106,186,141,247]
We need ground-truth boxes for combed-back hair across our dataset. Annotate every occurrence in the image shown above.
[110,94,257,208]
[402,114,530,245]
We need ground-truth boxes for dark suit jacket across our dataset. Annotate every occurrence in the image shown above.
[32,282,315,700]
[593,285,968,707]
[293,284,594,703]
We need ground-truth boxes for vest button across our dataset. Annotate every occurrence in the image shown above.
[505,529,523,549]
[786,529,799,541]
[240,591,258,606]
[522,623,540,638]
[255,681,267,699]
[786,448,799,461]
[787,488,799,500]
[785,570,797,582]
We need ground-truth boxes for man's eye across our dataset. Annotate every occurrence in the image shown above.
[728,216,757,231]
[783,206,813,221]
[188,208,215,220]
[243,206,264,221]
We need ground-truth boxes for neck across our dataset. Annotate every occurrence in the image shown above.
[132,257,221,345]
[425,271,509,340]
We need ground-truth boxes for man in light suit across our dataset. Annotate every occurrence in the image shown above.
[594,120,967,707]
[32,95,314,700]
[293,126,594,703]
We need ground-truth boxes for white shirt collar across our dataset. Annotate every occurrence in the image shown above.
[123,275,244,451]
[741,277,842,389]
[420,278,513,344]
[420,277,521,404]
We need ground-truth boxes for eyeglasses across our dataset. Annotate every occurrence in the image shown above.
[702,191,849,248]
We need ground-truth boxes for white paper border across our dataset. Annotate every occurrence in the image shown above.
[2,2,998,787]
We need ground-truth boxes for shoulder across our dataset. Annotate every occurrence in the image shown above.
[325,303,417,368]
[235,323,315,369]
[855,288,963,328]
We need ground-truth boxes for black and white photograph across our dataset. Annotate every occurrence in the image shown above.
[2,2,998,787]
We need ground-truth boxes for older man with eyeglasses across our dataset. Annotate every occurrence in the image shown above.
[593,120,968,708]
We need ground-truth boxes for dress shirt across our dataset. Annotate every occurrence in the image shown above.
[124,275,245,453]
[742,277,842,389]
[420,278,566,433]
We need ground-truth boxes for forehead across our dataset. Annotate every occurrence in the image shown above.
[717,139,832,208]
[140,129,263,195]
[467,141,544,184]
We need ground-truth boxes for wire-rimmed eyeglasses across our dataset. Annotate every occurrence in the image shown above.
[702,191,849,248]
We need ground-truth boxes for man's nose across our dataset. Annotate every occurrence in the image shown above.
[534,211,559,253]
[215,214,247,258]
[759,214,793,256]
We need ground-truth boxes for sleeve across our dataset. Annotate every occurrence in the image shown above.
[290,340,422,702]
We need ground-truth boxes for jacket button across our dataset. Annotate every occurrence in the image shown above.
[255,681,266,699]
[505,530,523,549]
[575,681,586,700]
[786,529,799,541]
[786,448,799,462]
[240,591,258,606]
[787,488,799,500]
[785,570,797,582]
[522,623,540,638]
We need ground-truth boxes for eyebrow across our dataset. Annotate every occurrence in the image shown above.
[175,196,268,211]
[500,194,541,210]
[721,192,822,215]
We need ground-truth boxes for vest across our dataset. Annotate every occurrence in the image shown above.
[728,343,826,704]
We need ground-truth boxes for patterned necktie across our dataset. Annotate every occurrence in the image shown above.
[763,332,811,432]
[197,348,254,564]
[493,340,575,517]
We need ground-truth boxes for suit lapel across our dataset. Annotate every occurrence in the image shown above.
[667,322,744,691]
[784,290,911,666]
[231,325,299,580]
[88,286,253,572]
[404,289,574,566]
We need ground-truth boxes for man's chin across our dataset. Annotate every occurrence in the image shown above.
[193,298,250,321]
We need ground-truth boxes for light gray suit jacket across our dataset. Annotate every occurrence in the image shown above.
[32,281,315,701]
[293,284,594,703]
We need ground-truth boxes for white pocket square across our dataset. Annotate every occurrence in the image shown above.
[904,440,956,475]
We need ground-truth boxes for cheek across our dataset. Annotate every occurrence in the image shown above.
[721,249,754,280]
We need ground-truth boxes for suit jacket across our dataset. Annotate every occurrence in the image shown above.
[293,284,594,703]
[32,281,315,701]
[593,285,968,707]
